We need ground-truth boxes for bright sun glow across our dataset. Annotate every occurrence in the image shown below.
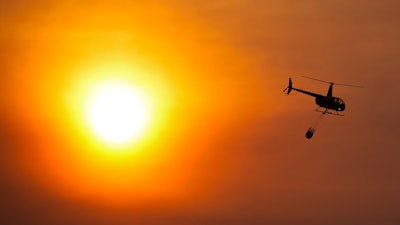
[86,82,149,146]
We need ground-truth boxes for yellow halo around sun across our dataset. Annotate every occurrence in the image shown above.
[86,82,149,146]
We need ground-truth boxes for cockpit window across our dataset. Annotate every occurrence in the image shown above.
[334,98,339,103]
[335,98,344,104]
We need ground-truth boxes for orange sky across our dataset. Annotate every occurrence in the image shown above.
[1,0,400,224]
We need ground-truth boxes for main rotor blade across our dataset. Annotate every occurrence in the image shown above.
[334,83,364,88]
[301,76,332,84]
[302,75,364,88]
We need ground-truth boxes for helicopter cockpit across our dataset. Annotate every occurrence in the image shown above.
[334,97,345,111]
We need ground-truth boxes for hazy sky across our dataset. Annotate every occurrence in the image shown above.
[1,1,400,224]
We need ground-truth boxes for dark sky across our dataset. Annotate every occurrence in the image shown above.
[1,0,400,224]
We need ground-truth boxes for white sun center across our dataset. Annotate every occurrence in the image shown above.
[86,83,148,145]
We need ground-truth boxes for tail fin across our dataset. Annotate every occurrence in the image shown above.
[284,78,293,94]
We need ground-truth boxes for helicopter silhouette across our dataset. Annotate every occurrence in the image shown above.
[284,76,363,138]
[284,76,364,115]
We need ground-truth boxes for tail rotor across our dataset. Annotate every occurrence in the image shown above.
[283,78,293,94]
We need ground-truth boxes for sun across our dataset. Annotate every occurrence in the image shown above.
[86,82,149,146]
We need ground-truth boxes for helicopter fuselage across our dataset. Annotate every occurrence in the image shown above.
[315,96,345,111]
[289,85,346,112]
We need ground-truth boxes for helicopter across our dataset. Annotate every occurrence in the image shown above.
[284,76,363,138]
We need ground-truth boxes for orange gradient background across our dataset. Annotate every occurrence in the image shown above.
[1,1,400,225]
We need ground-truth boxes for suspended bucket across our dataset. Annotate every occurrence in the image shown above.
[305,127,315,139]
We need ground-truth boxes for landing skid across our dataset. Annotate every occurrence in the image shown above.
[314,108,344,116]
